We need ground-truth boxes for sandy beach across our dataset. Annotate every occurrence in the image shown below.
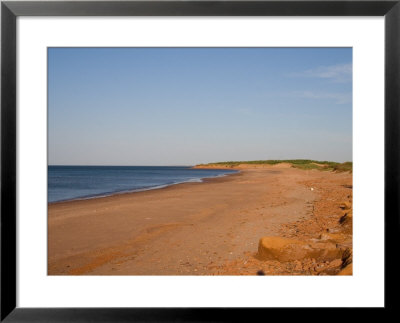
[48,164,352,275]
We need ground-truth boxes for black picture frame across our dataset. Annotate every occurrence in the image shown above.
[1,0,398,321]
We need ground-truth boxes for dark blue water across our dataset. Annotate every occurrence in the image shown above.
[48,166,237,203]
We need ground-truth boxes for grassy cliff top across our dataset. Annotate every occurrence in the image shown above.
[197,159,352,172]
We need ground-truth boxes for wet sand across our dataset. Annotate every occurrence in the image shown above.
[48,165,352,275]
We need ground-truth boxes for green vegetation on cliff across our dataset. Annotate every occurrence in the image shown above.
[197,159,352,172]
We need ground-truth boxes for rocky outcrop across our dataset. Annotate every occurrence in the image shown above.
[339,201,352,210]
[318,232,347,242]
[256,196,353,275]
[215,169,353,275]
[341,248,353,268]
[257,236,346,262]
[338,263,352,275]
[339,209,352,225]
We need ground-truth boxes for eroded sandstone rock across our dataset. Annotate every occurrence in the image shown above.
[319,232,347,242]
[339,201,352,210]
[257,236,345,262]
[339,209,353,225]
[341,248,353,268]
[338,263,352,275]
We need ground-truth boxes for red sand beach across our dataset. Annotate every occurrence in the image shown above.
[48,164,352,275]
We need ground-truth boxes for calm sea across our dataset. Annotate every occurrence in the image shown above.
[48,166,237,203]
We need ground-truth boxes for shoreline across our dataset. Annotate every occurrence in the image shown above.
[48,165,352,275]
[48,170,240,205]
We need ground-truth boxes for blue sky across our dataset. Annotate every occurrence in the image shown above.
[48,48,352,166]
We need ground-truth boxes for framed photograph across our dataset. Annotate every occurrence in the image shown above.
[1,0,398,320]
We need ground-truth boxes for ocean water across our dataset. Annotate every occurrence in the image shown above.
[48,166,237,203]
